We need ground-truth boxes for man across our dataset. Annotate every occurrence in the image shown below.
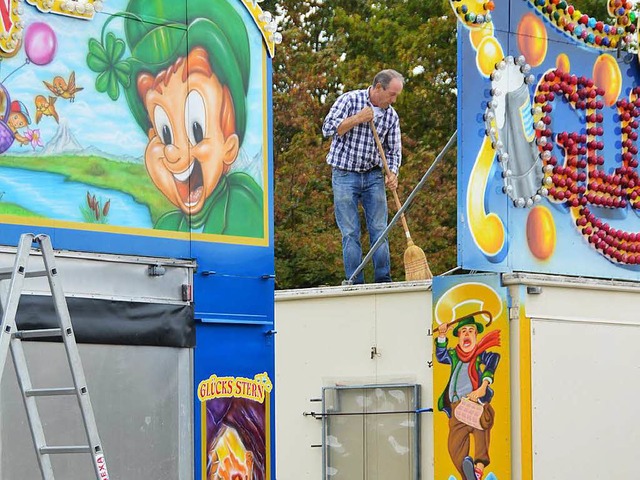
[436,314,501,480]
[322,69,404,284]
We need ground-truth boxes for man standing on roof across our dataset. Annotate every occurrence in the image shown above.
[322,69,404,284]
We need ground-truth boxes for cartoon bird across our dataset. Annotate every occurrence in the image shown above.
[34,95,59,124]
[43,71,84,102]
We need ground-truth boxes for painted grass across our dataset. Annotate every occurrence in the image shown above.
[0,155,173,223]
[0,202,43,217]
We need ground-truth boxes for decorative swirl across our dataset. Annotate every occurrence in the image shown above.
[449,0,495,27]
[528,0,636,51]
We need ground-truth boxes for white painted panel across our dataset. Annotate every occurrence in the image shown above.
[531,318,640,479]
[0,248,193,304]
[275,283,433,480]
[275,292,377,480]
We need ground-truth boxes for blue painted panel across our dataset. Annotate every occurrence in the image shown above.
[194,272,275,325]
[0,1,270,261]
[194,322,275,480]
[456,0,640,280]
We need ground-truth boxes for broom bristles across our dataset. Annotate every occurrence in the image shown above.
[404,244,433,281]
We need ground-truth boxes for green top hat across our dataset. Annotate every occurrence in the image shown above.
[122,0,250,142]
[452,314,485,337]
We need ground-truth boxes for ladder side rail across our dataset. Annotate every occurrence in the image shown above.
[36,235,108,480]
[9,337,56,480]
[0,234,38,381]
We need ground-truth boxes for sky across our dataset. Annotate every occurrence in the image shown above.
[1,1,266,163]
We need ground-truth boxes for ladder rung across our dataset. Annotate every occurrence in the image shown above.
[40,445,91,455]
[26,387,76,397]
[13,328,62,339]
[0,267,48,280]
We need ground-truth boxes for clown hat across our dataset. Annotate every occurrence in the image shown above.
[10,100,31,124]
[452,313,486,337]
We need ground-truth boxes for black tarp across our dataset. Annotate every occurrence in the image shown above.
[12,296,195,347]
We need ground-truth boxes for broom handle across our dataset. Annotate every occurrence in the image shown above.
[442,310,494,330]
[369,120,413,244]
[345,130,457,285]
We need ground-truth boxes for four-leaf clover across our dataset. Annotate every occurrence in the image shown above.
[86,32,131,101]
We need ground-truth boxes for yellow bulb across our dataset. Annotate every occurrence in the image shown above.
[517,12,548,67]
[526,206,556,260]
[556,53,570,74]
[593,54,622,107]
[476,36,504,77]
[479,213,507,255]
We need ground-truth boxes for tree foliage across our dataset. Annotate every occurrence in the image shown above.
[266,0,458,289]
[568,1,611,21]
[265,0,626,289]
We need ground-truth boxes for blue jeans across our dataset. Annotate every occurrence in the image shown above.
[332,167,392,284]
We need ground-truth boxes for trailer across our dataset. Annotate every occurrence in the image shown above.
[0,1,277,479]
[275,1,640,479]
[275,274,640,480]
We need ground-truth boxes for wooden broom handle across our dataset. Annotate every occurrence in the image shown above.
[369,120,413,242]
[445,310,494,329]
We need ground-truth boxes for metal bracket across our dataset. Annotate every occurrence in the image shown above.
[147,264,166,276]
[370,345,381,359]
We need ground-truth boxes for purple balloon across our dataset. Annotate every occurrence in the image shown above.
[24,22,57,66]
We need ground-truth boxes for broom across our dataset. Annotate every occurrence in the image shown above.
[370,120,432,280]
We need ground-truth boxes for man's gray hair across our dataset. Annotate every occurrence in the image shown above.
[372,69,404,89]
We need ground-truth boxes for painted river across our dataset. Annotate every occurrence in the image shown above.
[0,167,153,228]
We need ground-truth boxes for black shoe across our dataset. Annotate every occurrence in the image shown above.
[462,456,476,480]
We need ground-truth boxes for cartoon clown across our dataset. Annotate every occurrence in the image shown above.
[436,312,501,480]
[91,0,264,237]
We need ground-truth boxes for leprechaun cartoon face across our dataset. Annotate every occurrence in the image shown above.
[137,48,239,215]
[457,325,478,353]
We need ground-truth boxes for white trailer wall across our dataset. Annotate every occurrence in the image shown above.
[277,274,640,480]
[0,247,194,479]
[274,282,433,480]
[505,273,640,480]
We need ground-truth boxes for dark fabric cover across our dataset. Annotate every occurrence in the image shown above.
[13,296,195,347]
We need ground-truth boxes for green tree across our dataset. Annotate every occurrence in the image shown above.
[568,1,612,20]
[268,0,459,289]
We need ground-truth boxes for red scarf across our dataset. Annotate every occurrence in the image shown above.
[455,330,501,389]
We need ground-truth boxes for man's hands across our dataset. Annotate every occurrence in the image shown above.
[337,106,374,136]
[467,380,489,402]
[355,106,374,124]
[337,106,399,189]
[385,171,398,190]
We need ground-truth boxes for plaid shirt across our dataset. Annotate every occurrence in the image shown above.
[322,88,402,174]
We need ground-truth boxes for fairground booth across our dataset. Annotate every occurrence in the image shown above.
[0,1,277,479]
[275,1,640,479]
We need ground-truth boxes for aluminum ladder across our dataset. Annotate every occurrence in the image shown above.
[0,233,109,480]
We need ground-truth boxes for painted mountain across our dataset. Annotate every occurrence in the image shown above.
[41,119,83,155]
[232,147,264,187]
[37,120,142,163]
